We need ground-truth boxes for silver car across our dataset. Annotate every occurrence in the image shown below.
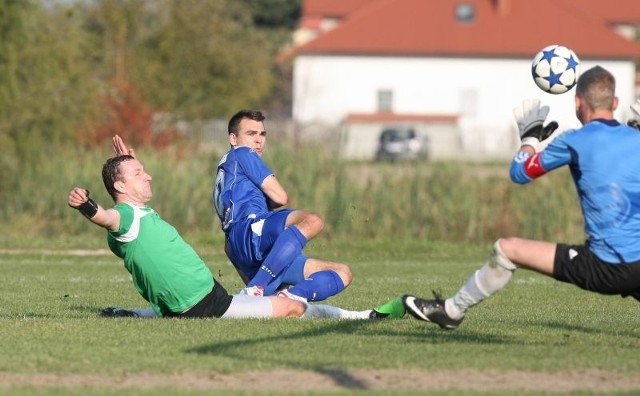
[375,127,429,162]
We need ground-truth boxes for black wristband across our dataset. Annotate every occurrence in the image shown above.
[78,198,99,219]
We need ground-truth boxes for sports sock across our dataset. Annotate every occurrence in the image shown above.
[286,270,345,302]
[446,240,516,319]
[248,226,307,288]
[131,307,158,318]
[302,304,371,319]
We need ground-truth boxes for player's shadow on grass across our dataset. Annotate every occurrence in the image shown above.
[188,320,505,356]
[188,320,367,353]
[400,328,510,344]
[308,368,370,389]
[537,320,640,339]
[187,320,509,389]
[187,320,376,389]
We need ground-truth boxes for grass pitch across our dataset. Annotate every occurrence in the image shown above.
[0,239,639,395]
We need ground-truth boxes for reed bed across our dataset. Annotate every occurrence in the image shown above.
[0,142,584,248]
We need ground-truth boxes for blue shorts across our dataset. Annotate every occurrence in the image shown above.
[226,209,308,289]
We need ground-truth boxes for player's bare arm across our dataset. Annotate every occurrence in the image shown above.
[68,188,121,231]
[261,175,288,209]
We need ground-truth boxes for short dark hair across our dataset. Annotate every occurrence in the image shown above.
[102,155,135,202]
[576,66,615,111]
[227,110,265,135]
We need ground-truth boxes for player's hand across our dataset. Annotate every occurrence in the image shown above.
[513,99,557,150]
[628,99,640,131]
[68,188,90,209]
[112,134,136,158]
[536,123,562,151]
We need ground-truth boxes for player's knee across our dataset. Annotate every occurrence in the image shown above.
[493,238,517,271]
[289,301,306,317]
[317,263,352,287]
[495,237,521,257]
[303,212,324,234]
[271,297,306,318]
[335,264,353,287]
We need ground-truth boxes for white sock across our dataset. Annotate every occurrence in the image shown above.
[302,304,372,320]
[446,241,516,320]
[132,307,158,318]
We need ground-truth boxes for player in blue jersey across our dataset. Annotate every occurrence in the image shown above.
[403,66,640,329]
[213,110,352,302]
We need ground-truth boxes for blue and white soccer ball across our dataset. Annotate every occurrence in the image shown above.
[531,45,580,94]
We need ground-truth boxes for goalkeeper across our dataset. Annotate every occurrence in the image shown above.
[403,65,640,329]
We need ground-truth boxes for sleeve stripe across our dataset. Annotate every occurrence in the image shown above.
[524,153,546,179]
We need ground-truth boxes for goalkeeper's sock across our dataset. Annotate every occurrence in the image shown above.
[248,226,307,288]
[447,240,516,320]
[287,270,344,302]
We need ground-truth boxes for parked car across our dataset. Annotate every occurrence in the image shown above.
[375,127,429,162]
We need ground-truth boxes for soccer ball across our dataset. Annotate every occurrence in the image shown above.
[531,45,580,94]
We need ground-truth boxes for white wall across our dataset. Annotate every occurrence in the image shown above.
[293,55,636,157]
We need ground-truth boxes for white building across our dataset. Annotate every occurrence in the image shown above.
[284,0,640,160]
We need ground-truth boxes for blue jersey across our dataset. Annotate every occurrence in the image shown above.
[213,146,273,232]
[510,119,640,263]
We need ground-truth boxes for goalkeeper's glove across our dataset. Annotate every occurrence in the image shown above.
[513,98,559,151]
[628,99,640,131]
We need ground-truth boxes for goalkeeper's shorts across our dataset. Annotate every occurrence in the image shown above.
[554,243,640,301]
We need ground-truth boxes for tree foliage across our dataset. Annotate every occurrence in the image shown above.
[0,0,101,203]
[0,0,299,210]
[141,0,277,118]
[81,0,282,120]
[239,0,302,29]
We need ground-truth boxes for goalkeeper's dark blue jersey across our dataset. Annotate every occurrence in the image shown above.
[213,146,273,232]
[510,119,640,263]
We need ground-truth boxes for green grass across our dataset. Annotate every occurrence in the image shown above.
[1,240,639,395]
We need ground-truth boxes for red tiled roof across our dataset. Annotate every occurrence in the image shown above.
[299,0,372,31]
[296,0,640,59]
[557,0,640,25]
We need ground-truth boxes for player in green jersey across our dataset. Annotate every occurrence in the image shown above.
[68,141,375,320]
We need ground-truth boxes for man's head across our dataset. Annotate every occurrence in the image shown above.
[227,110,267,156]
[102,155,153,204]
[575,66,618,124]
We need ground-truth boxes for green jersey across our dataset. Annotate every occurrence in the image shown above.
[107,203,214,316]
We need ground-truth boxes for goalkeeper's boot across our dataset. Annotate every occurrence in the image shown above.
[100,307,139,318]
[369,297,406,319]
[402,291,463,330]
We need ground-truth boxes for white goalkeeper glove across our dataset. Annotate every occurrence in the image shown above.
[513,98,559,151]
[628,99,640,131]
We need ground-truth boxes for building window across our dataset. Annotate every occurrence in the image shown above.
[377,90,393,112]
[456,3,475,22]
